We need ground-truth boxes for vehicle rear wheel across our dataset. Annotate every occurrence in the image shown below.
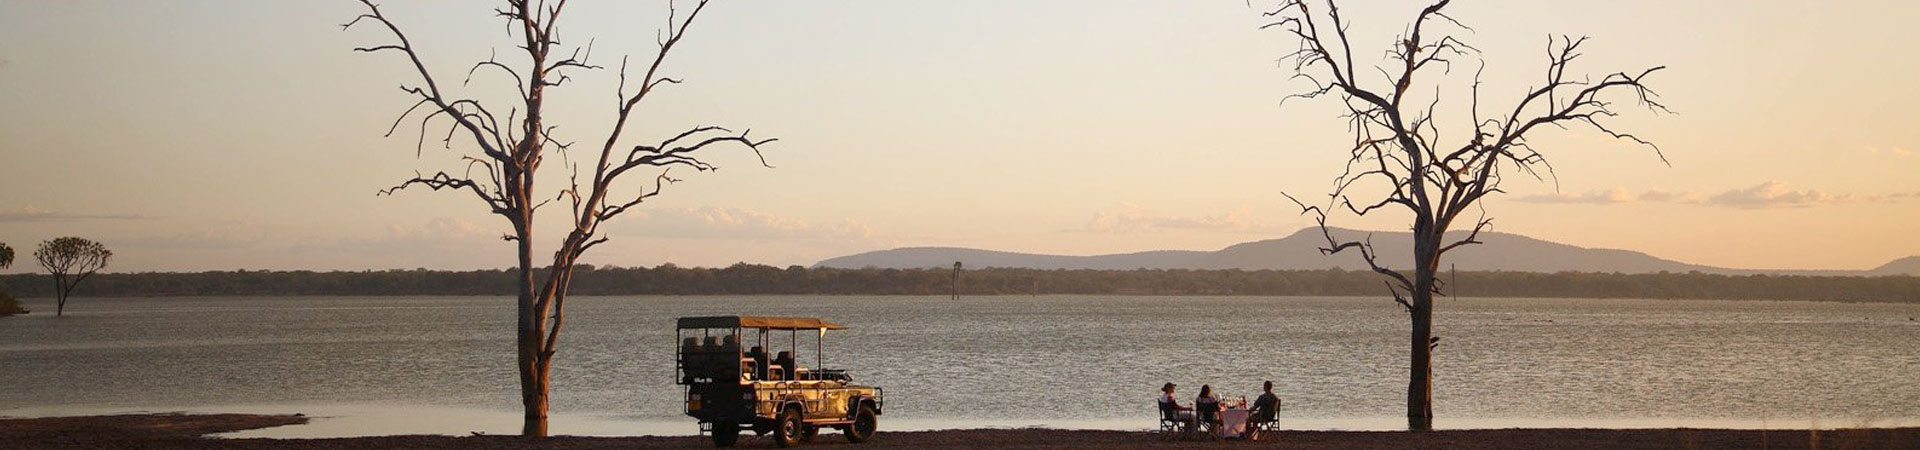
[845,404,877,443]
[711,421,739,448]
[772,408,804,448]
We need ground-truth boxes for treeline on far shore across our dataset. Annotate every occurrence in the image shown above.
[1,264,1917,303]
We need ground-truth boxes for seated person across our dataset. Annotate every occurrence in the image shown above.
[773,351,796,381]
[1246,380,1283,437]
[1159,383,1194,423]
[1194,385,1221,428]
[747,346,768,380]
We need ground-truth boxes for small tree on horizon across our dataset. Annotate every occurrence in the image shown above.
[1259,0,1668,430]
[0,242,23,317]
[344,0,775,437]
[34,237,113,317]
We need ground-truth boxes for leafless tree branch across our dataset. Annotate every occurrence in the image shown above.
[1262,0,1665,430]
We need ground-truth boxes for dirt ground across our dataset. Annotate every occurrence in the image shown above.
[1,413,1914,450]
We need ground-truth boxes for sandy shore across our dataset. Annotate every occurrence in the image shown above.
[1,413,1914,449]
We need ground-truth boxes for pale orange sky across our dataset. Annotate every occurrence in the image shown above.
[1,1,1916,273]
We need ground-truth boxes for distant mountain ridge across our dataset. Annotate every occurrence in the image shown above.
[819,248,1209,271]
[816,227,1920,276]
[1873,256,1920,276]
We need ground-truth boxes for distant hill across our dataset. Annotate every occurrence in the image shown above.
[817,227,1918,276]
[1874,256,1920,276]
[815,248,1208,270]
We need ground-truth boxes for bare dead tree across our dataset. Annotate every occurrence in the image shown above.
[1259,0,1667,430]
[344,0,773,437]
[34,237,112,317]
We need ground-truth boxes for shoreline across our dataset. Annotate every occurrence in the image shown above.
[2,413,1915,450]
[6,294,1919,306]
[11,404,1918,438]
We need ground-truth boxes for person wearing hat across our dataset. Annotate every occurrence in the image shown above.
[1159,382,1194,422]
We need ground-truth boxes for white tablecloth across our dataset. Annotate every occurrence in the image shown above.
[1217,408,1249,438]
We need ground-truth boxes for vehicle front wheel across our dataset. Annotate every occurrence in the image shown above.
[772,409,804,448]
[846,404,877,443]
[711,421,739,448]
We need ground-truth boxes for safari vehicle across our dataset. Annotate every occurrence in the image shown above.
[676,316,884,447]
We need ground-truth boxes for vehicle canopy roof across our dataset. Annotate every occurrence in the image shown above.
[677,315,847,331]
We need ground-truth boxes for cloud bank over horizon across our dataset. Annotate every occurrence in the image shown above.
[1516,181,1912,209]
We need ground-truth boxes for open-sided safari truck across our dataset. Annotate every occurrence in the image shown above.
[676,316,884,447]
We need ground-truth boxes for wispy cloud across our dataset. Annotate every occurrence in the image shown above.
[612,206,875,241]
[118,221,268,250]
[1703,182,1847,209]
[0,205,146,222]
[1515,182,1877,209]
[1515,189,1635,205]
[1864,146,1913,157]
[271,211,885,270]
[383,216,500,241]
[1079,203,1282,234]
[1635,190,1701,203]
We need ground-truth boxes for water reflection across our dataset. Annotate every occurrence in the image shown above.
[1,295,1915,435]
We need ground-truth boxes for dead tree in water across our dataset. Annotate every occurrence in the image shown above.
[1258,0,1668,430]
[344,0,774,436]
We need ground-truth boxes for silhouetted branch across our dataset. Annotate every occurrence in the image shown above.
[380,171,511,215]
[1284,192,1415,292]
[344,0,511,166]
[1264,2,1665,428]
[349,1,772,435]
[1264,0,1666,284]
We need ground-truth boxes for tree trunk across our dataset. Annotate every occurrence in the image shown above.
[518,309,549,437]
[1408,232,1438,431]
[53,275,66,317]
[1407,285,1434,431]
[520,356,550,436]
[512,215,550,437]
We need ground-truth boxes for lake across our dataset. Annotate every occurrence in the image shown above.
[1,295,1916,437]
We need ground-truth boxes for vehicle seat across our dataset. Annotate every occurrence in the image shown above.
[774,351,795,381]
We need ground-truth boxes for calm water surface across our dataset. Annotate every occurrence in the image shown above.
[1,295,1915,436]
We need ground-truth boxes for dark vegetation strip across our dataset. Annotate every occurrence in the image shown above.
[2,265,1916,303]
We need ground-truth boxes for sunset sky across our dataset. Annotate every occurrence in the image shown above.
[2,0,1916,273]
